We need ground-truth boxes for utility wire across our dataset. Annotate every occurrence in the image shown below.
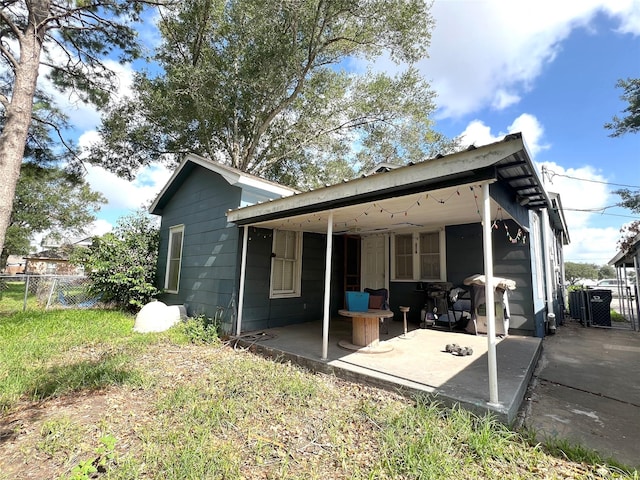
[541,166,640,189]
[562,209,640,220]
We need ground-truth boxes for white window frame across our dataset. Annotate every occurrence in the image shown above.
[270,230,303,298]
[391,229,446,282]
[164,224,184,294]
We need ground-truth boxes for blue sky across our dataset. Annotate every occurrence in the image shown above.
[72,0,640,266]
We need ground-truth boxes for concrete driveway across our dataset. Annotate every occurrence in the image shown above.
[520,318,640,468]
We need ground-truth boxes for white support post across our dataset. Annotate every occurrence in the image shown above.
[541,209,556,323]
[322,211,334,360]
[236,225,249,336]
[631,252,640,332]
[482,183,499,405]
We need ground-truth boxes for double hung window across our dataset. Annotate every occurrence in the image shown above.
[165,225,184,293]
[270,230,302,298]
[392,230,444,281]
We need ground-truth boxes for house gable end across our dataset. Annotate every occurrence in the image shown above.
[150,154,297,215]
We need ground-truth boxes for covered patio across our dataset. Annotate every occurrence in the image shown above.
[231,317,542,424]
[226,133,564,422]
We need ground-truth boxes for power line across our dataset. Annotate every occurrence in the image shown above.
[541,167,640,189]
[562,208,640,220]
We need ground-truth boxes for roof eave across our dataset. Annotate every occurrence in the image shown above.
[227,136,528,225]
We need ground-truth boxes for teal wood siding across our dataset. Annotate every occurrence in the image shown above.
[388,222,536,334]
[487,220,535,334]
[241,228,329,331]
[443,222,535,335]
[157,166,242,332]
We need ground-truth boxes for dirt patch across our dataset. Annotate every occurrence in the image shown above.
[0,344,221,480]
[0,342,622,480]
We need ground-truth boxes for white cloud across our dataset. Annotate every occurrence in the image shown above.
[84,162,172,212]
[39,56,136,133]
[87,219,114,237]
[457,117,620,264]
[537,162,622,264]
[425,0,640,118]
[563,226,622,264]
[78,130,173,212]
[458,113,548,156]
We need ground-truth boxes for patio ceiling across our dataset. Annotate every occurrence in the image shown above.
[243,181,505,234]
[227,133,561,237]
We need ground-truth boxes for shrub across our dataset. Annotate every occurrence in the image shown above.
[73,210,159,311]
[179,315,221,345]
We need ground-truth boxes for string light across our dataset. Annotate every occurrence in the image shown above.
[266,186,527,242]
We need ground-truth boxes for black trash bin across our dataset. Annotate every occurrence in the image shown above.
[569,289,590,325]
[587,289,612,326]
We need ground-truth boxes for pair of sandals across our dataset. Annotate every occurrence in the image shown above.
[445,343,473,356]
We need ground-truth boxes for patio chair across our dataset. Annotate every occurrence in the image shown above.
[434,287,471,330]
[365,288,390,334]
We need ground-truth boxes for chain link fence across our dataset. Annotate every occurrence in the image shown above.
[0,275,102,314]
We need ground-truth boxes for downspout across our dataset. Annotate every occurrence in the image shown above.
[322,211,334,360]
[541,208,555,331]
[236,225,249,336]
[481,183,499,405]
[558,232,567,325]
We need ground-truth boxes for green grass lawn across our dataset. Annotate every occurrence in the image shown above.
[0,309,637,479]
[0,281,39,314]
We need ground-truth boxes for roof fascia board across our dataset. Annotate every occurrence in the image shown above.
[150,154,297,214]
[227,139,524,225]
[233,170,498,226]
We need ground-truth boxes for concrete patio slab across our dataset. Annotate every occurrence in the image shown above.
[232,318,541,424]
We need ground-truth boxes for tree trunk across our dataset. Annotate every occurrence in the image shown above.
[0,8,47,256]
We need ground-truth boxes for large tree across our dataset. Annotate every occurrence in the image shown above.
[605,77,640,137]
[92,0,456,189]
[564,262,598,285]
[0,0,163,270]
[605,77,640,253]
[1,163,106,269]
[0,84,105,269]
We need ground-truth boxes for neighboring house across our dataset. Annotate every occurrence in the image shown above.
[2,255,26,275]
[23,237,93,276]
[151,133,569,341]
[24,246,85,276]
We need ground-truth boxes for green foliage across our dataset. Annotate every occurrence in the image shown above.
[38,417,85,461]
[612,187,640,254]
[73,210,159,311]
[2,310,638,478]
[1,2,152,108]
[605,78,640,137]
[68,434,118,480]
[611,309,629,324]
[0,0,161,258]
[0,308,173,412]
[93,0,458,187]
[1,163,106,267]
[564,262,598,285]
[598,265,616,280]
[179,315,221,345]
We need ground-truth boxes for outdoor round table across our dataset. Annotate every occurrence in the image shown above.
[338,309,394,353]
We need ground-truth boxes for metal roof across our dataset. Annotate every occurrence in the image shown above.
[226,133,568,239]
